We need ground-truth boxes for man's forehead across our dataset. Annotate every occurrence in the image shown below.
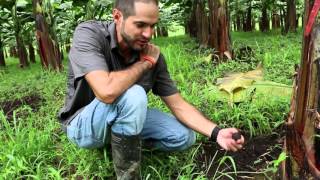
[125,2,159,22]
[133,1,159,12]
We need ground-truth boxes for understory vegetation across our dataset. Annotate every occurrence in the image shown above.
[0,30,301,179]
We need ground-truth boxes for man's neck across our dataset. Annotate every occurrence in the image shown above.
[116,30,132,61]
[120,47,132,61]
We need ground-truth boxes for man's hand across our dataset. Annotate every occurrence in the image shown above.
[140,43,160,68]
[216,128,245,152]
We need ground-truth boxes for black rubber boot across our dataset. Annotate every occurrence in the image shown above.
[111,132,141,180]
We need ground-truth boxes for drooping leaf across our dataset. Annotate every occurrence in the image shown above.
[208,66,292,103]
[216,65,263,94]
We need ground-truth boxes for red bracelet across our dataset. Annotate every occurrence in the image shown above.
[141,55,156,68]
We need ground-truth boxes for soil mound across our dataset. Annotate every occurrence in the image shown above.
[0,94,43,121]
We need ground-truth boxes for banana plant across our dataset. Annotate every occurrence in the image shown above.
[33,0,63,71]
[0,0,33,68]
[0,8,11,67]
[281,0,320,178]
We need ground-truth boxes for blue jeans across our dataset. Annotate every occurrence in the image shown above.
[67,85,196,151]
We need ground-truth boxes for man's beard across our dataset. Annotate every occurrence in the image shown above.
[120,24,145,51]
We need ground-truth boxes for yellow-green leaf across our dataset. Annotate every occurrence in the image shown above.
[217,66,263,94]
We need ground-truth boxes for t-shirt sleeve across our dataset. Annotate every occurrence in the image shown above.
[152,54,179,96]
[69,22,109,80]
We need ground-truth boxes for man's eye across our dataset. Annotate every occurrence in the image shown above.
[136,23,145,28]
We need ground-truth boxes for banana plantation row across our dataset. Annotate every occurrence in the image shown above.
[0,0,302,70]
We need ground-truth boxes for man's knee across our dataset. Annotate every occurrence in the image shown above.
[112,85,148,135]
[175,129,196,151]
[162,129,196,151]
[119,85,148,111]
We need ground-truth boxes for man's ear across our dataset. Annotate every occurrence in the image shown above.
[112,9,122,23]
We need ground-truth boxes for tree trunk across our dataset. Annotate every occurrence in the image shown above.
[160,26,169,37]
[65,38,71,53]
[156,26,161,37]
[187,2,197,38]
[60,45,64,60]
[15,35,29,68]
[272,11,281,29]
[28,43,35,63]
[195,0,209,47]
[252,19,256,31]
[33,0,62,71]
[281,0,320,178]
[242,13,246,31]
[156,26,168,37]
[285,0,297,33]
[0,36,5,67]
[245,4,252,31]
[280,7,286,32]
[9,46,17,57]
[260,5,269,32]
[236,14,241,31]
[4,47,8,59]
[208,0,232,60]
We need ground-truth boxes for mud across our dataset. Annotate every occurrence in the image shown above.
[196,132,283,179]
[0,94,43,120]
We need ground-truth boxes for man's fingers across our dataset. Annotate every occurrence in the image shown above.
[229,143,238,152]
[235,135,245,145]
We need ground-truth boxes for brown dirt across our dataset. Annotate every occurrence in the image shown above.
[0,94,43,121]
[196,132,283,179]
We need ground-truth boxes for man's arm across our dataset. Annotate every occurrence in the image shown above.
[85,61,151,104]
[85,43,160,104]
[161,93,244,151]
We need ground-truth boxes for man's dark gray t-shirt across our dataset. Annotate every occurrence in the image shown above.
[58,21,178,124]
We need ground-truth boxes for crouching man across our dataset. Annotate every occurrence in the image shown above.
[58,0,245,179]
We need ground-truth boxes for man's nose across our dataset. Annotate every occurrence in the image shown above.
[142,27,153,39]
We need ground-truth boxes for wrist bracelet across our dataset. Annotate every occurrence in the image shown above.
[141,55,156,68]
[210,126,221,142]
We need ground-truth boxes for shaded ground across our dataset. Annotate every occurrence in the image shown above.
[196,131,283,179]
[0,94,44,120]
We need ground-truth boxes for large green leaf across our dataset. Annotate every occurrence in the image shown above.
[216,66,263,94]
[208,67,292,103]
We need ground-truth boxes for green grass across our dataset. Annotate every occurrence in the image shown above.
[0,29,301,178]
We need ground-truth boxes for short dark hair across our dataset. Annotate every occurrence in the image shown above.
[114,0,159,19]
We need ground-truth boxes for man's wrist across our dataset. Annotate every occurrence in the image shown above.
[136,60,152,69]
[140,55,156,68]
[210,126,221,142]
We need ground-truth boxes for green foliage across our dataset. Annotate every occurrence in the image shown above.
[0,28,301,178]
[266,152,287,173]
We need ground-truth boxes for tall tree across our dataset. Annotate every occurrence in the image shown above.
[285,0,297,32]
[260,2,270,32]
[208,0,232,60]
[28,41,35,63]
[244,1,253,31]
[0,36,5,67]
[187,1,197,37]
[195,0,209,46]
[13,1,29,68]
[0,8,8,67]
[272,10,281,29]
[33,0,62,71]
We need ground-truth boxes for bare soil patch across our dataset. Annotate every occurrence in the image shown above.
[0,94,43,120]
[196,132,283,179]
